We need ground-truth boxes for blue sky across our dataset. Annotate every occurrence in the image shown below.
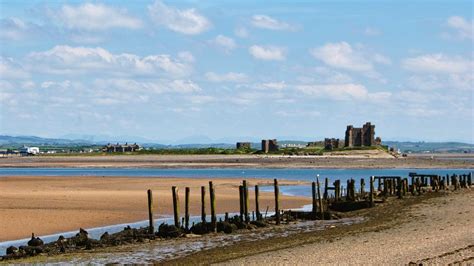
[0,0,473,143]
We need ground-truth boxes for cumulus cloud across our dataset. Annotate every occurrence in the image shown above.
[446,16,473,40]
[402,53,472,74]
[295,83,391,101]
[205,72,248,82]
[209,35,237,53]
[148,0,211,35]
[251,15,296,31]
[310,42,389,75]
[54,3,142,30]
[249,45,286,61]
[0,57,29,79]
[27,45,193,77]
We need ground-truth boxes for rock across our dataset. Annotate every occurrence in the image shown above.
[6,246,18,255]
[74,228,89,246]
[217,221,237,234]
[27,233,44,247]
[100,232,110,241]
[158,223,182,238]
[250,220,267,228]
[190,222,211,235]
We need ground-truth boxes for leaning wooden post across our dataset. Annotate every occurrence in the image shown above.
[147,189,154,234]
[311,182,317,215]
[172,186,180,228]
[255,185,261,221]
[185,187,190,231]
[323,178,329,200]
[239,185,244,222]
[274,179,280,225]
[369,176,374,207]
[243,180,249,223]
[209,181,216,232]
[201,186,206,223]
[316,177,323,216]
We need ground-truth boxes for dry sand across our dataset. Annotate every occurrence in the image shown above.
[221,190,474,265]
[0,176,310,242]
[1,152,473,169]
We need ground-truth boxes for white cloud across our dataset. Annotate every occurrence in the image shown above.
[40,80,71,90]
[259,81,286,90]
[446,16,473,40]
[251,15,296,31]
[311,42,377,73]
[148,0,211,35]
[295,83,391,101]
[205,72,248,82]
[364,27,381,36]
[0,18,41,40]
[94,78,201,95]
[0,57,29,79]
[55,3,142,30]
[27,45,193,77]
[249,45,286,61]
[210,35,237,53]
[275,110,321,117]
[402,53,472,74]
[178,51,195,63]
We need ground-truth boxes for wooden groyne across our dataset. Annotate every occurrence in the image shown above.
[2,171,472,261]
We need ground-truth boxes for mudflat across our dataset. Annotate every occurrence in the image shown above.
[1,152,473,169]
[0,176,310,242]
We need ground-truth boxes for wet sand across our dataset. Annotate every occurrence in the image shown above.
[1,152,473,169]
[0,176,310,242]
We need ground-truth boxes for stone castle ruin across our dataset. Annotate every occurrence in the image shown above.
[261,139,279,153]
[344,122,379,147]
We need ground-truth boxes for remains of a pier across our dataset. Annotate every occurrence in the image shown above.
[344,122,377,147]
[261,139,279,153]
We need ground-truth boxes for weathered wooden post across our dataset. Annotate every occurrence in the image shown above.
[147,189,154,234]
[369,176,374,207]
[312,181,317,215]
[446,174,450,187]
[334,180,341,202]
[239,185,244,222]
[397,177,403,199]
[274,179,280,225]
[185,187,190,231]
[383,178,388,196]
[209,181,216,232]
[468,172,472,187]
[360,178,365,196]
[324,178,329,200]
[255,185,261,221]
[201,186,206,223]
[172,186,180,228]
[243,180,249,223]
[316,177,323,216]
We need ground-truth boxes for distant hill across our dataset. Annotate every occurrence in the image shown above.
[0,135,94,147]
[383,141,474,153]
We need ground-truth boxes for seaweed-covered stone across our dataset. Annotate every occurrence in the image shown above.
[100,232,110,242]
[19,246,43,256]
[250,220,267,228]
[73,228,89,246]
[157,224,182,238]
[190,222,212,235]
[217,221,237,234]
[6,246,18,255]
[27,233,44,247]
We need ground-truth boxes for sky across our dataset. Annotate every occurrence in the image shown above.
[0,0,473,144]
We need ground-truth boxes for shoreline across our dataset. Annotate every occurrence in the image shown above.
[0,153,473,169]
[0,175,310,242]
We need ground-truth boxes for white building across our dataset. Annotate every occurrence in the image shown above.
[20,146,40,155]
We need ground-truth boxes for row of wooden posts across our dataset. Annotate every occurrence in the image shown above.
[145,173,472,234]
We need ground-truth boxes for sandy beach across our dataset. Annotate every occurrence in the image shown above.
[1,152,473,169]
[0,176,310,242]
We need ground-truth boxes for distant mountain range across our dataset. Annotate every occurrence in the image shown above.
[0,135,472,153]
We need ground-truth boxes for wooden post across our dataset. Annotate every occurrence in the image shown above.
[316,177,323,216]
[397,177,402,199]
[147,189,154,234]
[334,180,340,202]
[209,181,216,232]
[274,179,280,225]
[311,182,317,214]
[172,186,180,228]
[243,180,249,223]
[324,178,329,200]
[201,186,206,223]
[468,172,472,187]
[239,185,244,222]
[360,178,365,196]
[255,185,261,221]
[185,187,190,231]
[369,176,374,207]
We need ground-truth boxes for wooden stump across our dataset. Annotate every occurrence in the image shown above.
[147,189,154,234]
